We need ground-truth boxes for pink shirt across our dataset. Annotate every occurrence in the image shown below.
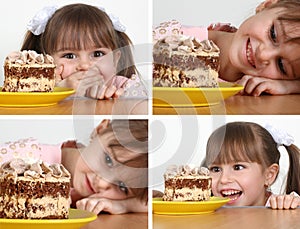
[0,138,62,164]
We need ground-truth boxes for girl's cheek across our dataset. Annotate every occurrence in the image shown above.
[60,63,77,79]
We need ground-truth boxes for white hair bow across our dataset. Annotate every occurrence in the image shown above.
[264,123,294,146]
[27,5,126,36]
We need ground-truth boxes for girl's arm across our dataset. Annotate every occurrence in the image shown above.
[236,75,300,96]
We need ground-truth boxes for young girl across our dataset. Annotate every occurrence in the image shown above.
[202,121,300,209]
[21,3,147,99]
[153,0,300,96]
[0,119,148,214]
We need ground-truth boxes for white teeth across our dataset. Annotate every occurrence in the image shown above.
[246,40,255,67]
[221,190,241,196]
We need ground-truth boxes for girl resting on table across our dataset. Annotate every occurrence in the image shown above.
[153,0,300,96]
[21,3,147,100]
[202,121,300,209]
[0,119,148,214]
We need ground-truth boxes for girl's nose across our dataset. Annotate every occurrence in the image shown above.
[256,43,278,67]
[93,175,112,192]
[76,57,92,71]
[219,170,233,184]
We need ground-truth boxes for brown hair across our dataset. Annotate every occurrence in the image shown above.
[203,122,300,194]
[21,3,137,78]
[99,119,148,202]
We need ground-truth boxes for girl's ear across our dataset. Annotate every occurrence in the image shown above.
[265,163,279,186]
[256,0,279,13]
[90,119,111,139]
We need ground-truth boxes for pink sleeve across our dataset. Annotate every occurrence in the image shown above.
[122,75,148,98]
[111,75,148,98]
[0,138,62,164]
[181,26,208,41]
[153,20,208,41]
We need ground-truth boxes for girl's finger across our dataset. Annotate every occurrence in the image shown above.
[104,84,117,99]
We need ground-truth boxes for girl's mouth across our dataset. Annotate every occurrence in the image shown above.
[221,189,242,203]
[86,175,96,194]
[246,38,256,68]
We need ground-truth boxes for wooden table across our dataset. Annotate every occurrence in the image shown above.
[82,213,148,229]
[0,97,148,115]
[153,94,300,115]
[153,207,300,229]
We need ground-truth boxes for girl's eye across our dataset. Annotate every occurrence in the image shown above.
[269,24,277,43]
[277,58,287,75]
[233,164,245,170]
[117,181,128,195]
[62,53,76,59]
[209,166,221,173]
[94,51,105,58]
[104,153,113,167]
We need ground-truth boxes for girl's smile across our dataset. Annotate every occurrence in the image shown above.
[85,174,96,194]
[220,188,243,204]
[246,38,256,68]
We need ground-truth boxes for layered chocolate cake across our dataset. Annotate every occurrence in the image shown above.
[153,35,220,88]
[0,159,71,219]
[162,165,211,201]
[2,50,55,92]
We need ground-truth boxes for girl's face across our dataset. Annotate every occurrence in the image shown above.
[230,7,300,80]
[52,46,120,81]
[72,132,145,200]
[209,161,269,206]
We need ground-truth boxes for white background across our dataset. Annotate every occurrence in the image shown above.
[149,115,300,195]
[153,0,262,27]
[0,0,151,84]
[0,116,105,145]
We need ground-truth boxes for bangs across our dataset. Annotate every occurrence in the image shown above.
[42,4,117,53]
[53,25,105,51]
[205,123,265,166]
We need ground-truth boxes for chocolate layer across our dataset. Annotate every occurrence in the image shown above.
[153,53,219,71]
[165,177,211,189]
[2,64,55,92]
[0,178,70,198]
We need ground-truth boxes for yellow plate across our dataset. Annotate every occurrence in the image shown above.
[0,208,97,229]
[153,82,243,107]
[0,87,75,107]
[152,197,230,215]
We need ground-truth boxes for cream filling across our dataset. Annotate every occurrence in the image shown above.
[164,187,211,201]
[3,77,55,92]
[154,67,218,87]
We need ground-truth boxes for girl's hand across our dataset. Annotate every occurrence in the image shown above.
[55,65,108,98]
[85,77,125,100]
[56,64,126,99]
[76,195,147,214]
[236,75,291,96]
[269,193,300,210]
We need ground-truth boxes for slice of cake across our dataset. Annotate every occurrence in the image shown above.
[153,35,220,88]
[162,165,211,201]
[0,158,71,219]
[2,50,55,92]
